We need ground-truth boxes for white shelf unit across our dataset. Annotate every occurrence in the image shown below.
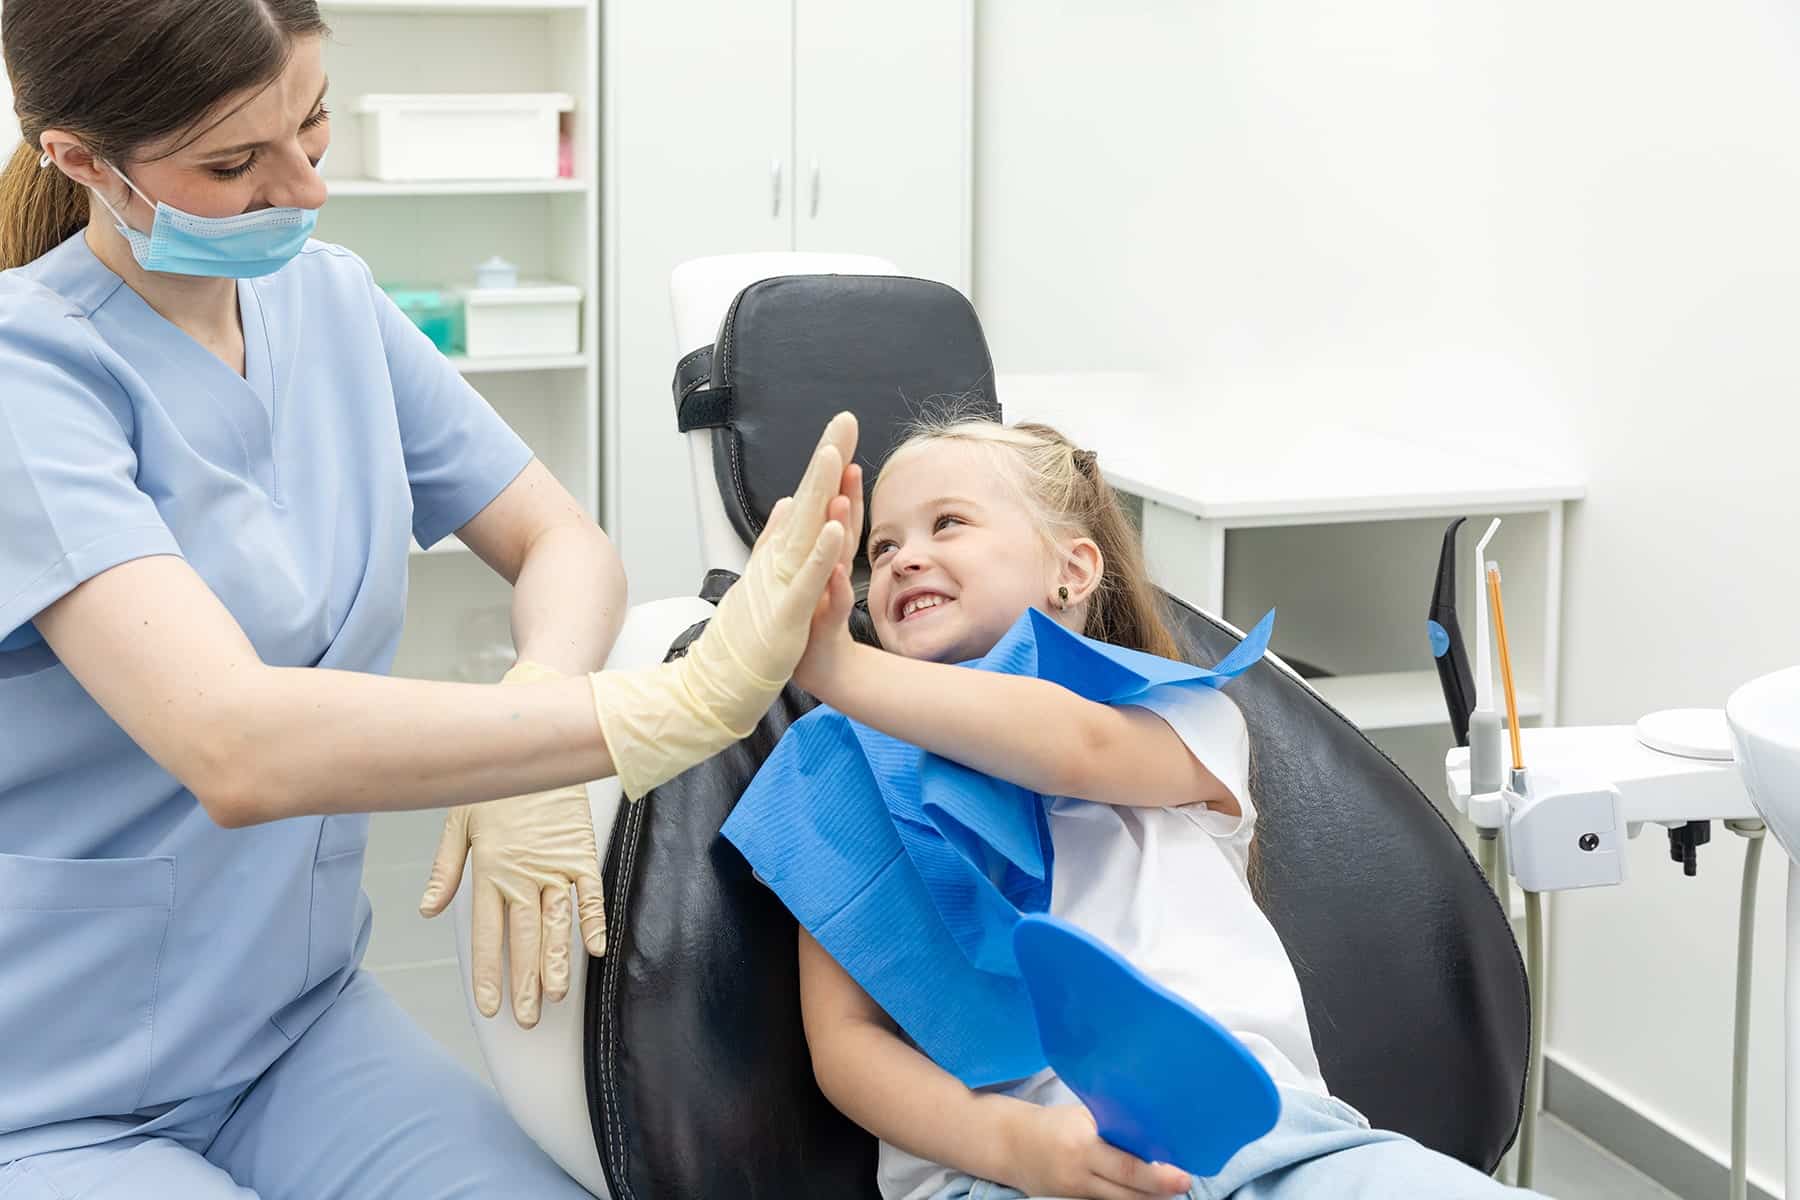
[314,0,599,681]
[1308,670,1544,733]
[448,353,589,375]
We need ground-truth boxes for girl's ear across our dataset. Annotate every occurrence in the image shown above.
[1058,537,1104,607]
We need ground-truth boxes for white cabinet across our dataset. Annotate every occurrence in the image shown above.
[792,0,972,289]
[604,0,973,600]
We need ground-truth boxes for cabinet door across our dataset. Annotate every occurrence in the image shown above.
[792,0,972,293]
[606,0,794,600]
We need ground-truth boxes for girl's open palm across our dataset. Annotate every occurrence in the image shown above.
[794,463,863,699]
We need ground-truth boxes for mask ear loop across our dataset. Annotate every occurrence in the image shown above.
[90,160,155,234]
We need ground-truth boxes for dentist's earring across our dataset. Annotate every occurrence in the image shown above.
[1056,586,1069,610]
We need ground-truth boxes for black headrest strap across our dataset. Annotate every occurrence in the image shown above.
[673,345,731,432]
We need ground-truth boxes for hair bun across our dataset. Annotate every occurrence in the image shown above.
[1072,448,1098,477]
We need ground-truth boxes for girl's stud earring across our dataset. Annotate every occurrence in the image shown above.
[1057,585,1069,609]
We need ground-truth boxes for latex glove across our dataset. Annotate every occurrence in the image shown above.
[589,412,856,800]
[418,659,607,1028]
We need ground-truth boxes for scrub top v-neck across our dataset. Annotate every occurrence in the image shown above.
[0,233,533,1159]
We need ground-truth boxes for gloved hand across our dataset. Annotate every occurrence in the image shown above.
[418,658,607,1029]
[589,411,856,800]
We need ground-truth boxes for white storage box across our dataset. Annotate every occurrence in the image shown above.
[355,94,574,182]
[461,282,582,358]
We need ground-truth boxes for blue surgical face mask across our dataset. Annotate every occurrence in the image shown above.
[93,157,321,278]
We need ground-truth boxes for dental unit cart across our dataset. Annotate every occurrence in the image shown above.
[1439,516,1792,1200]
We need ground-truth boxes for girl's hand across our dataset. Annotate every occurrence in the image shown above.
[1000,1103,1192,1200]
[793,462,863,704]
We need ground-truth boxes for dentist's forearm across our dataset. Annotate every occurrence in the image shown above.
[507,521,627,676]
[222,669,616,825]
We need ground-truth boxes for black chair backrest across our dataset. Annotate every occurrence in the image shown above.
[1162,594,1528,1167]
[586,277,1528,1197]
[586,604,879,1200]
[585,591,1527,1199]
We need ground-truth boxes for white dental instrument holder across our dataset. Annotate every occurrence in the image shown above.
[1448,724,1755,846]
[1454,713,1741,893]
[1497,768,1625,893]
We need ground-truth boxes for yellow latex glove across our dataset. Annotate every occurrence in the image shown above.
[590,411,856,800]
[418,658,607,1029]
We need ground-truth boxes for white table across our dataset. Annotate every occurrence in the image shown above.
[998,371,1588,731]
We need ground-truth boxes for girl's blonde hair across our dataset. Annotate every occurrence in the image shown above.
[879,415,1185,660]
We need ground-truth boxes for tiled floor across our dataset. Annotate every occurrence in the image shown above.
[1531,1115,1686,1200]
[363,809,1689,1199]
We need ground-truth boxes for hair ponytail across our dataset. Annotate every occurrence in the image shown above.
[0,141,92,270]
[1055,437,1184,661]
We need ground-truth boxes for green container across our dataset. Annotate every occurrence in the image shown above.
[381,285,465,355]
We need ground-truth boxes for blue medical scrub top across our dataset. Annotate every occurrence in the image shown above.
[0,234,532,1157]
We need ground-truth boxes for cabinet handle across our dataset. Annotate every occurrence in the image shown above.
[771,159,783,217]
[810,158,821,218]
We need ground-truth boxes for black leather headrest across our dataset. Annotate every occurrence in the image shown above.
[672,274,998,554]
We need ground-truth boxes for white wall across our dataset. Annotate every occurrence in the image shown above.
[977,0,1800,1190]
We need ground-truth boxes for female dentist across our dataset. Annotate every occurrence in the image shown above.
[0,0,858,1195]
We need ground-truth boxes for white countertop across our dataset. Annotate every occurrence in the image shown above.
[996,371,1587,522]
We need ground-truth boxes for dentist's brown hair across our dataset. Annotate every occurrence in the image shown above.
[0,0,328,269]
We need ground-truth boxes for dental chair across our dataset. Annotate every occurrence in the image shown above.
[452,254,1532,1199]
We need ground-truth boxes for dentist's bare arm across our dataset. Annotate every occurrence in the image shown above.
[36,553,617,827]
[456,458,627,677]
[36,414,857,829]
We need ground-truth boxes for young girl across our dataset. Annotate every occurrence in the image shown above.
[781,417,1551,1200]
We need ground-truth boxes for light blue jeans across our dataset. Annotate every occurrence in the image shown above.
[927,1087,1554,1200]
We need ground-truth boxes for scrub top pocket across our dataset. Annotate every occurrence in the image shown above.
[301,814,370,996]
[0,852,174,1129]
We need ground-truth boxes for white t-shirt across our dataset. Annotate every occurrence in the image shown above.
[878,684,1329,1200]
